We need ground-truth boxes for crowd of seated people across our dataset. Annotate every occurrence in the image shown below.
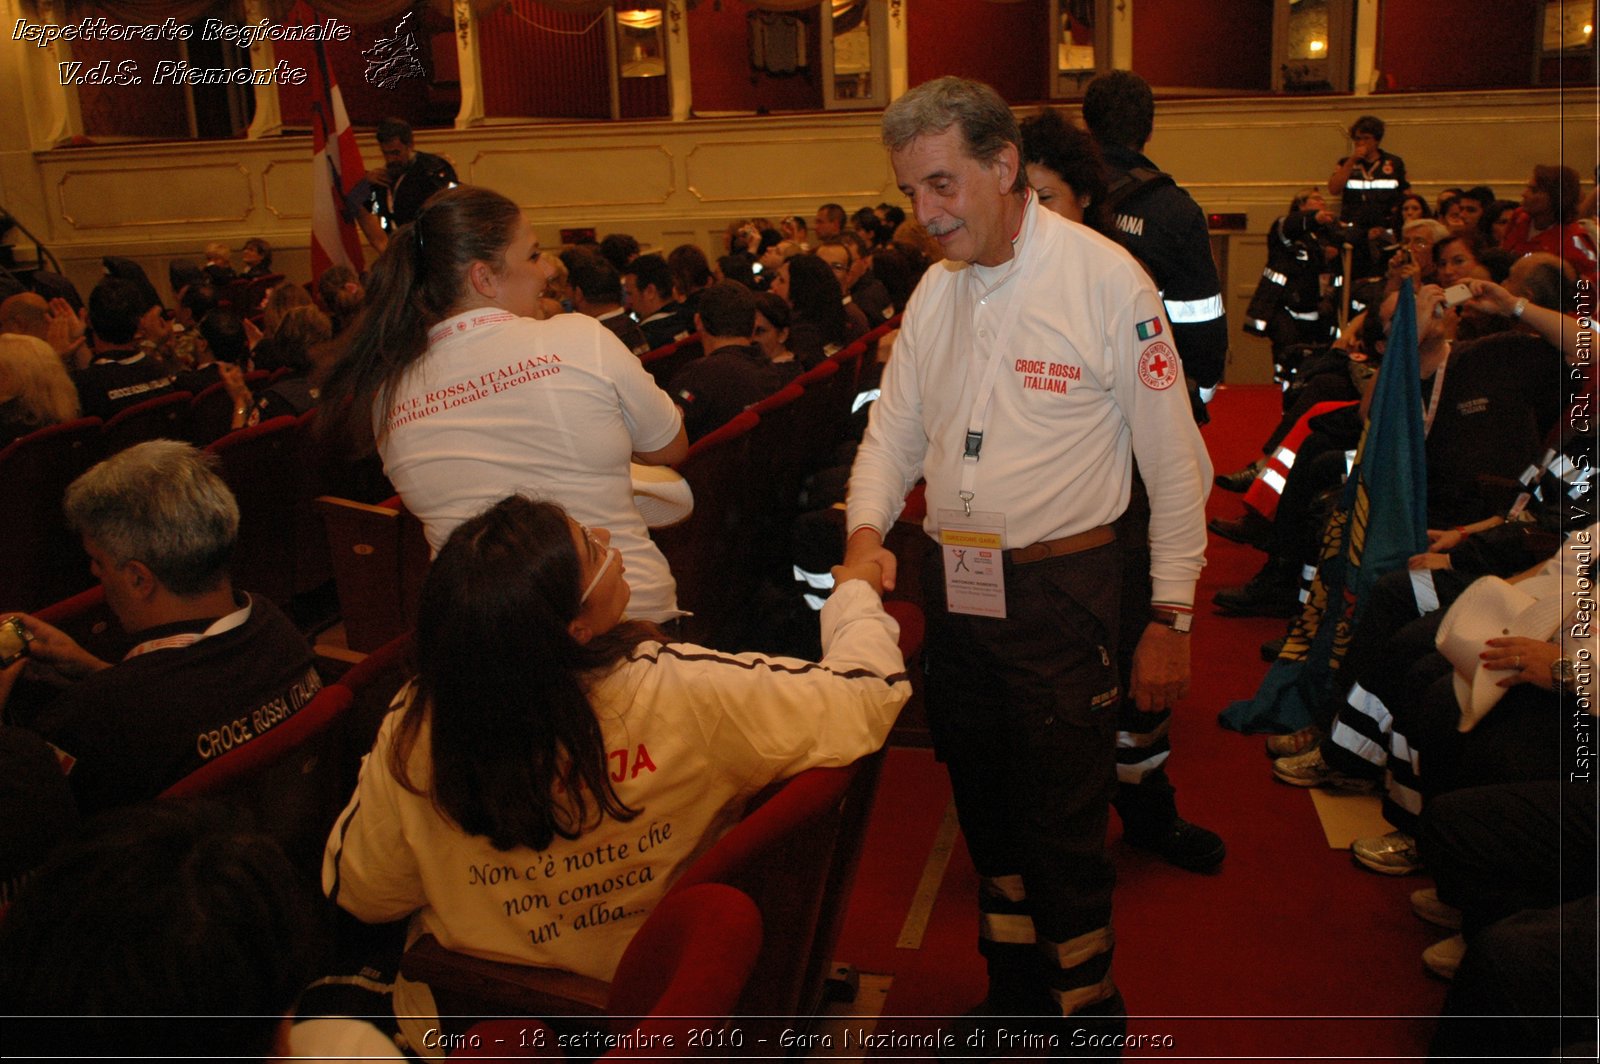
[0,233,370,451]
[1215,254,1576,613]
[1215,162,1592,516]
[1205,149,1594,1052]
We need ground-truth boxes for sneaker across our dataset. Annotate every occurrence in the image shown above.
[1352,830,1424,875]
[1264,724,1324,759]
[1123,817,1227,873]
[1422,934,1466,980]
[1411,887,1464,930]
[1271,747,1380,793]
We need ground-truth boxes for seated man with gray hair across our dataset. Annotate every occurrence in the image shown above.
[0,441,321,816]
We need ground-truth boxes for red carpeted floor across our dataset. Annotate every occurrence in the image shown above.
[835,385,1451,1060]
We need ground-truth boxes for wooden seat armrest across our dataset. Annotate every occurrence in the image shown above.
[401,934,609,1017]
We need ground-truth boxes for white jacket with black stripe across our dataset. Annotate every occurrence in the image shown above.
[323,580,908,1053]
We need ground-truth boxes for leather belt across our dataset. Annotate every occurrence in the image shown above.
[1006,524,1115,565]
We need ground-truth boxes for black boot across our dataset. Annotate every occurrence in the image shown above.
[1116,772,1226,873]
[1214,458,1265,493]
[1207,508,1274,551]
[1122,817,1227,873]
[1213,557,1301,618]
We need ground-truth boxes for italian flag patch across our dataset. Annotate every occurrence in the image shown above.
[1136,317,1163,340]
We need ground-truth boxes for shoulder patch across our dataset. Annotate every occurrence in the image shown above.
[1137,342,1179,391]
[1135,317,1163,341]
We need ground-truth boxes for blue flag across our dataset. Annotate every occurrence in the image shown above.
[1221,280,1428,733]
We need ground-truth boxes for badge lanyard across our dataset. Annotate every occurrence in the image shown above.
[937,206,1034,620]
[1421,358,1447,438]
[955,228,1031,518]
[124,599,252,660]
[1505,446,1560,521]
[427,309,519,345]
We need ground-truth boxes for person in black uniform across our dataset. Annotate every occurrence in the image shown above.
[0,442,321,818]
[624,253,695,351]
[356,117,458,244]
[666,281,780,442]
[1243,188,1341,366]
[1084,70,1229,420]
[566,251,651,356]
[72,278,176,421]
[1078,77,1228,872]
[1329,115,1408,281]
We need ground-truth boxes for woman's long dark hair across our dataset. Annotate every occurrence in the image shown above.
[1018,107,1113,237]
[786,253,848,344]
[391,495,657,851]
[320,185,522,453]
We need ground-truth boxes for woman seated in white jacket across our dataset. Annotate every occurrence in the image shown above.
[323,494,909,1053]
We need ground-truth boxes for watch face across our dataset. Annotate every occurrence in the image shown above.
[1153,610,1192,633]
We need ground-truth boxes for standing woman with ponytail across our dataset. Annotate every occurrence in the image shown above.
[322,186,689,623]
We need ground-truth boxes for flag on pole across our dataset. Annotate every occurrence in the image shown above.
[309,37,366,278]
[1220,279,1428,733]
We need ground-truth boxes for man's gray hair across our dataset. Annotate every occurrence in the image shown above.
[63,440,239,596]
[882,77,1022,184]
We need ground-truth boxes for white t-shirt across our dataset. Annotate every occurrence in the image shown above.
[323,580,909,1055]
[375,309,685,622]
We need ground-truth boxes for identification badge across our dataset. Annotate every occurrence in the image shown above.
[937,509,1007,618]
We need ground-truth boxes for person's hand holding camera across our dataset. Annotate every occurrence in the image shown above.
[1386,247,1422,291]
[1461,278,1519,318]
[0,613,110,712]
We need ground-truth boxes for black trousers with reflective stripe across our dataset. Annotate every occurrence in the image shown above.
[1384,673,1564,835]
[924,540,1123,1015]
[1110,471,1177,824]
[1319,566,1467,747]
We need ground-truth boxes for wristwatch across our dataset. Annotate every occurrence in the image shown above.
[1551,657,1577,693]
[1149,608,1193,634]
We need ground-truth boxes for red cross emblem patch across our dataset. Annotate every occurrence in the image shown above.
[1137,342,1178,390]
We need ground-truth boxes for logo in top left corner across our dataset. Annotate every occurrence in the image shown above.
[363,11,426,89]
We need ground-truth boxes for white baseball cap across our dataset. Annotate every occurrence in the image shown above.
[1435,573,1563,732]
[630,462,694,529]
